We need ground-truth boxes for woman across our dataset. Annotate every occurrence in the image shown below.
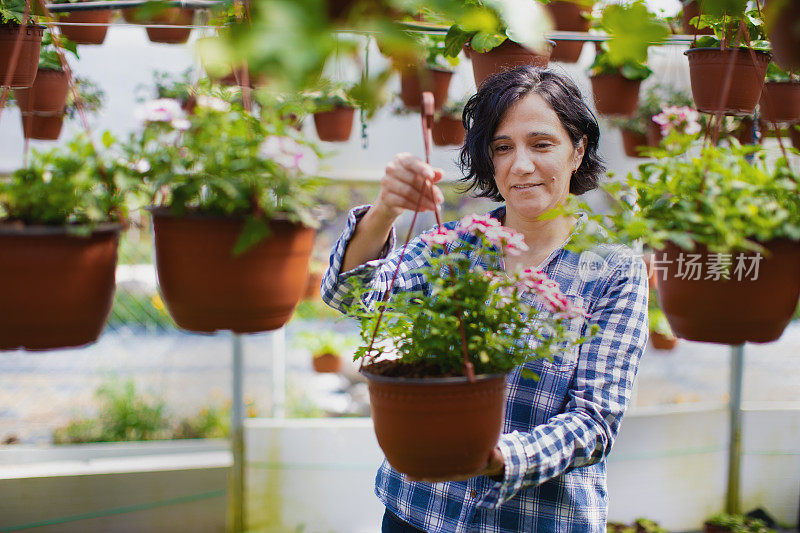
[321,66,649,533]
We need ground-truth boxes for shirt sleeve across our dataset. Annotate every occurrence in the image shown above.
[476,252,650,509]
[321,205,432,314]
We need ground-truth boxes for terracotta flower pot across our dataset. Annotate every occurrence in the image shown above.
[546,1,589,63]
[365,370,507,478]
[312,353,342,373]
[650,330,678,351]
[466,39,552,88]
[21,114,64,140]
[620,128,648,158]
[0,224,119,351]
[432,116,465,146]
[681,1,713,35]
[151,209,316,333]
[145,7,194,44]
[655,240,800,344]
[685,48,771,115]
[590,74,641,117]
[767,2,800,72]
[398,67,452,110]
[646,120,664,147]
[59,10,111,45]
[303,270,323,300]
[120,7,139,23]
[759,81,800,124]
[14,68,69,114]
[0,24,43,88]
[313,106,354,142]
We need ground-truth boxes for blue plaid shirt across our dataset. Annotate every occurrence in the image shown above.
[322,205,649,533]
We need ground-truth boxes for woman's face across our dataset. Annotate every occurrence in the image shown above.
[490,92,585,221]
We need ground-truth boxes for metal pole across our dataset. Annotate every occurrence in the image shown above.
[230,333,245,533]
[726,343,745,515]
[271,327,286,418]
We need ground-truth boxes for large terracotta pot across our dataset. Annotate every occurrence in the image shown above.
[151,209,315,333]
[681,1,713,35]
[0,224,119,351]
[0,24,43,88]
[620,128,648,158]
[432,116,465,146]
[759,81,800,124]
[655,240,800,344]
[59,10,111,45]
[398,67,452,110]
[312,353,342,373]
[546,1,589,63]
[466,39,552,88]
[685,48,771,115]
[767,2,800,72]
[650,330,678,351]
[145,7,194,44]
[313,106,354,142]
[590,74,641,117]
[365,370,507,478]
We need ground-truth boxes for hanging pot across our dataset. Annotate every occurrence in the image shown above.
[313,105,355,142]
[59,10,111,45]
[151,209,315,333]
[681,1,713,35]
[432,116,465,146]
[759,81,800,124]
[20,114,65,140]
[312,353,342,373]
[650,330,678,351]
[0,224,119,351]
[620,128,648,158]
[466,39,552,88]
[685,48,771,115]
[398,67,452,110]
[645,120,664,147]
[120,7,139,23]
[0,24,44,88]
[546,1,589,63]
[145,7,194,44]
[734,116,767,144]
[364,368,507,478]
[655,240,800,344]
[766,2,800,72]
[590,74,641,117]
[14,68,69,114]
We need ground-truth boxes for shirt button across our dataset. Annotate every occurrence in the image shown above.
[470,490,477,498]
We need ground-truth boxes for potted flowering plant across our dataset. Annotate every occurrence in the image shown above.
[345,215,595,478]
[0,133,130,350]
[397,33,457,110]
[0,0,43,88]
[124,1,195,44]
[604,119,800,344]
[431,96,466,146]
[545,0,593,63]
[125,93,320,333]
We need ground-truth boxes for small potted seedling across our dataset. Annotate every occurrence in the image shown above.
[296,330,354,374]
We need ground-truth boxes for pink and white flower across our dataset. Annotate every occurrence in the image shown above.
[518,268,590,319]
[260,136,319,175]
[196,94,231,112]
[458,214,529,255]
[652,105,702,137]
[135,98,186,127]
[421,227,460,247]
[459,214,501,235]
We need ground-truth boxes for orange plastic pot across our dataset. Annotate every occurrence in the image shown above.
[590,74,641,117]
[0,224,119,351]
[14,68,69,114]
[313,106,354,142]
[21,114,64,140]
[0,24,43,88]
[398,67,452,110]
[145,7,194,44]
[650,330,678,351]
[365,370,507,478]
[466,40,552,88]
[546,1,589,63]
[620,128,647,158]
[151,209,315,333]
[760,81,800,124]
[432,116,465,146]
[655,240,800,344]
[685,48,770,115]
[312,353,342,373]
[59,10,111,45]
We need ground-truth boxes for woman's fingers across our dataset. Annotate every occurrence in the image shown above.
[379,153,444,214]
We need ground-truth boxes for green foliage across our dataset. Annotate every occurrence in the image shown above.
[634,518,667,533]
[0,134,130,228]
[149,68,193,101]
[0,0,38,24]
[600,1,669,66]
[65,76,105,118]
[173,404,231,439]
[438,95,469,120]
[38,30,78,70]
[107,290,174,330]
[692,9,770,50]
[589,46,652,81]
[294,330,356,358]
[705,513,775,533]
[764,61,795,83]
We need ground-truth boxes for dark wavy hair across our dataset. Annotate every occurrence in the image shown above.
[458,66,604,201]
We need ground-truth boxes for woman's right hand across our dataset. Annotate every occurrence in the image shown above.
[371,153,445,221]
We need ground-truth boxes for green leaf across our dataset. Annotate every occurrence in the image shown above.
[602,1,668,66]
[232,216,272,256]
[469,31,506,53]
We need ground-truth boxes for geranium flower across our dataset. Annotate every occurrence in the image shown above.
[484,225,529,255]
[421,227,459,247]
[135,98,185,126]
[459,214,501,234]
[652,106,701,137]
[518,268,591,319]
[260,136,319,175]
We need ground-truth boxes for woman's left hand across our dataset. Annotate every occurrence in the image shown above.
[406,447,505,483]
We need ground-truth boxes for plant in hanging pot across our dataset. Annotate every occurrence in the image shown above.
[544,0,593,63]
[759,62,800,125]
[606,125,800,345]
[685,8,772,115]
[14,30,77,140]
[54,0,111,45]
[431,96,466,146]
[310,83,356,143]
[295,330,355,374]
[0,133,131,350]
[588,47,651,117]
[0,0,44,88]
[397,33,457,110]
[681,0,713,35]
[128,1,195,44]
[125,94,321,333]
[344,216,595,478]
[443,0,553,88]
[764,0,800,72]
[704,512,775,533]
